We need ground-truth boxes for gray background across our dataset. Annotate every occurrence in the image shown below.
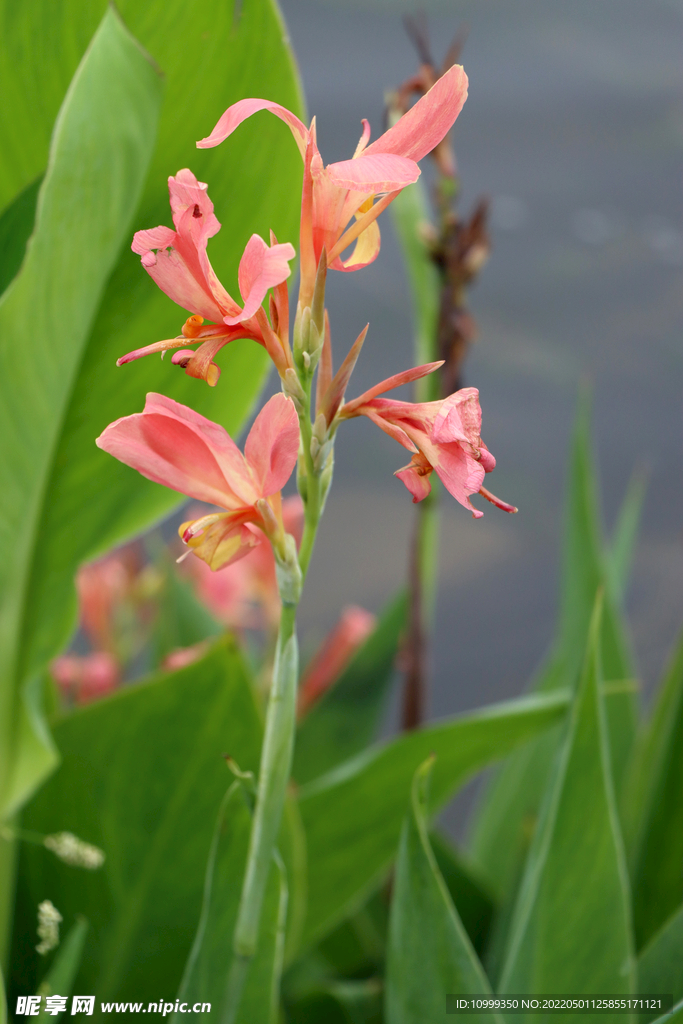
[274,0,683,723]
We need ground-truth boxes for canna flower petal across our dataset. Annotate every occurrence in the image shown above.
[96,393,261,509]
[132,169,241,323]
[197,98,309,158]
[180,514,261,572]
[364,64,468,163]
[395,452,433,504]
[225,234,296,325]
[198,64,468,284]
[243,393,300,496]
[326,153,419,193]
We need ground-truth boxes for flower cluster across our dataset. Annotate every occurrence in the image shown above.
[98,61,514,584]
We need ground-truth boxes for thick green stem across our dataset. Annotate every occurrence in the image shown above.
[233,602,297,958]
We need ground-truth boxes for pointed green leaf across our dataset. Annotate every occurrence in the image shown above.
[0,176,41,298]
[386,758,499,1024]
[293,593,407,785]
[607,469,646,601]
[429,831,496,959]
[12,640,263,1004]
[638,903,683,1015]
[469,393,637,901]
[0,7,163,818]
[498,601,635,1010]
[175,783,286,1024]
[37,917,89,1018]
[627,628,683,947]
[299,690,569,950]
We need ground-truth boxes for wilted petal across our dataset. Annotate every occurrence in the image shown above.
[244,394,300,496]
[365,64,468,163]
[432,387,482,445]
[395,453,433,503]
[197,98,309,159]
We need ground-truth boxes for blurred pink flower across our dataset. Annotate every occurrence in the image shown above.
[342,372,516,518]
[197,64,468,302]
[96,393,300,572]
[184,495,304,631]
[51,652,119,705]
[76,548,139,650]
[119,169,295,383]
[162,642,210,672]
[298,605,377,717]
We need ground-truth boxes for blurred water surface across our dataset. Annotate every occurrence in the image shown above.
[271,0,683,720]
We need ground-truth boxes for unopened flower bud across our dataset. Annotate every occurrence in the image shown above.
[44,831,106,870]
[312,412,328,445]
[282,369,306,412]
[293,304,311,364]
[36,900,62,956]
[274,534,302,606]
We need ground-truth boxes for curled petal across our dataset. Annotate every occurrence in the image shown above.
[365,64,468,163]
[225,235,296,325]
[395,453,433,503]
[197,98,309,159]
[479,485,517,513]
[180,513,261,572]
[432,387,482,445]
[244,394,300,496]
[337,220,381,273]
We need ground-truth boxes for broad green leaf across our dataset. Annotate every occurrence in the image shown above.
[1,0,304,816]
[0,176,41,298]
[391,181,439,401]
[469,393,637,900]
[0,8,163,818]
[37,917,89,1018]
[638,903,683,1015]
[627,628,683,948]
[386,758,499,1024]
[299,690,569,950]
[285,981,382,1024]
[498,602,635,1012]
[429,831,495,958]
[293,594,407,784]
[12,640,264,1009]
[175,783,286,1024]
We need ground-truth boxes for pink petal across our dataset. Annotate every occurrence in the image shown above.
[395,460,433,503]
[132,225,175,255]
[327,153,419,193]
[182,513,261,572]
[432,387,482,445]
[425,439,486,517]
[225,235,296,325]
[244,394,300,496]
[96,393,258,509]
[167,169,221,241]
[197,98,309,159]
[135,246,227,322]
[365,64,468,163]
[342,362,443,413]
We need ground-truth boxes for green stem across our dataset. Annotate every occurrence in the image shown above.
[233,602,297,959]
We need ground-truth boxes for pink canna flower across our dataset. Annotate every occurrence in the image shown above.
[340,368,516,518]
[197,64,468,303]
[298,605,377,717]
[184,495,304,630]
[96,393,300,571]
[119,169,296,384]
